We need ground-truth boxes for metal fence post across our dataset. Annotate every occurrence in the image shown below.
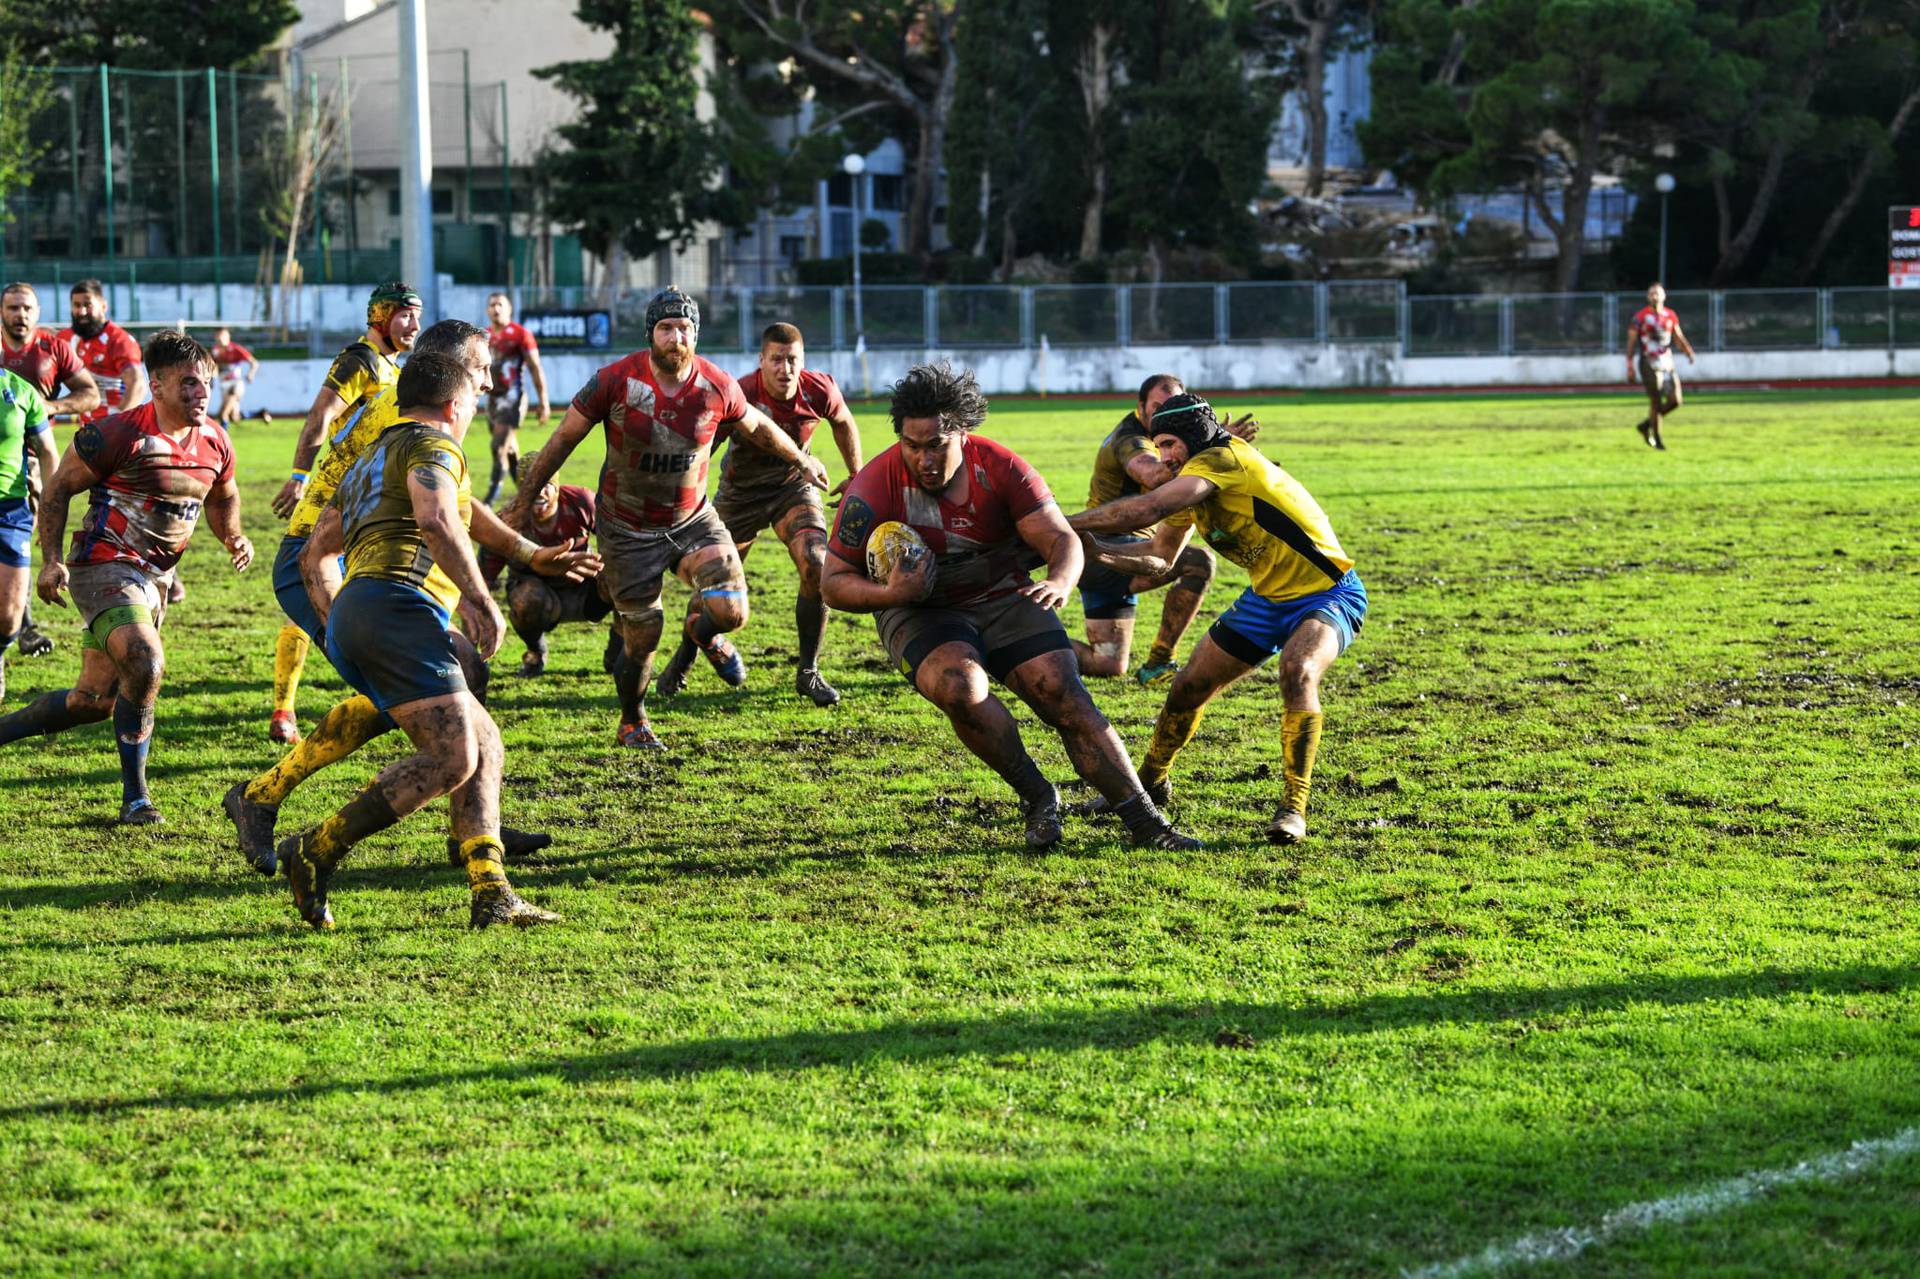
[926,285,939,348]
[831,286,845,350]
[100,65,115,271]
[1215,283,1230,342]
[1315,282,1329,345]
[1499,296,1514,356]
[1020,286,1034,350]
[1710,291,1724,351]
[738,286,754,352]
[1116,285,1131,346]
[1397,281,1410,356]
[1819,288,1832,348]
[1603,292,1617,351]
[206,69,222,300]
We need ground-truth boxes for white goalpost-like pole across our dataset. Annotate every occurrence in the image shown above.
[398,0,439,320]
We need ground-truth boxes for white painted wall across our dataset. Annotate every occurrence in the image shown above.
[235,343,1920,414]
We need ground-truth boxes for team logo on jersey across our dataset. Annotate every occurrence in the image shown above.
[837,495,875,549]
[625,378,656,416]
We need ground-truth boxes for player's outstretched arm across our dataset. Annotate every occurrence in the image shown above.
[504,404,595,526]
[1083,522,1194,579]
[122,362,149,411]
[466,501,602,582]
[1015,502,1083,610]
[1624,326,1639,381]
[203,477,253,572]
[826,406,865,497]
[526,347,551,422]
[1676,324,1698,361]
[1069,475,1217,536]
[275,385,349,518]
[1123,451,1175,493]
[733,404,830,489]
[408,463,503,658]
[299,506,347,624]
[34,442,101,607]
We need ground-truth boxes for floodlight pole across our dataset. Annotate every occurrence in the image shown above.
[398,0,438,318]
[844,153,866,345]
[1655,172,1675,284]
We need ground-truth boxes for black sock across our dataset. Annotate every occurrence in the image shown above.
[1010,757,1054,806]
[0,689,84,746]
[312,782,403,858]
[796,594,826,669]
[602,626,623,674]
[688,611,722,649]
[614,653,647,723]
[112,696,154,806]
[1110,790,1170,839]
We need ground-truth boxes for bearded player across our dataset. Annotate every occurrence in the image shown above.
[481,292,550,505]
[506,287,828,748]
[820,361,1197,852]
[264,282,423,744]
[1069,394,1366,845]
[57,280,147,423]
[0,332,251,824]
[659,322,863,706]
[274,352,563,931]
[1624,282,1695,450]
[2,282,101,660]
[223,320,586,874]
[1073,372,1256,687]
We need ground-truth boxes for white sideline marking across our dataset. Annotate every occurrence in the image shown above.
[1406,1127,1920,1278]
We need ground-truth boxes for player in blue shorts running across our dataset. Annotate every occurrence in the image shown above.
[1069,393,1365,845]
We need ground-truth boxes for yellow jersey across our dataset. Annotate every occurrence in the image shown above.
[286,339,401,538]
[334,421,470,611]
[1086,408,1158,538]
[1164,436,1352,603]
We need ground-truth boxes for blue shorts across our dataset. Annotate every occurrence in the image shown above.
[272,534,325,643]
[0,498,32,569]
[325,577,467,713]
[1211,570,1367,666]
[1079,533,1149,620]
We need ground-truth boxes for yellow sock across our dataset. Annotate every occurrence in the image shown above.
[245,695,387,806]
[273,623,310,716]
[461,835,508,890]
[1141,702,1208,788]
[1280,710,1324,814]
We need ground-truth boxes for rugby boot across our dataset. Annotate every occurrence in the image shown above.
[1131,822,1204,852]
[269,709,301,745]
[654,637,699,696]
[1636,419,1656,448]
[517,639,548,678]
[1652,424,1668,451]
[1022,786,1064,849]
[17,621,53,657]
[222,781,281,876]
[702,634,748,687]
[445,826,554,868]
[470,883,561,929]
[1265,806,1308,846]
[796,666,840,707]
[279,829,339,930]
[1134,659,1179,688]
[117,797,164,826]
[1078,776,1172,816]
[616,718,665,749]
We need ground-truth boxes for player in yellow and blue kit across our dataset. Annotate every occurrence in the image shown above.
[1069,393,1365,845]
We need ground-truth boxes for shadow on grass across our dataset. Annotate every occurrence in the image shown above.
[4,961,1909,1121]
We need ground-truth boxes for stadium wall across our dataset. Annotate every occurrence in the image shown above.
[238,344,1920,413]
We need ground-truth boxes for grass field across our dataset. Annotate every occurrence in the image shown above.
[2,386,1918,1277]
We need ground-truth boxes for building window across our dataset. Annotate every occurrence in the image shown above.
[779,235,806,263]
[387,188,457,216]
[827,173,853,206]
[871,174,906,212]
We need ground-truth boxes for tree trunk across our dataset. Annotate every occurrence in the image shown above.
[972,149,992,259]
[1795,82,1920,285]
[1709,62,1822,285]
[1300,15,1331,196]
[998,202,1017,281]
[1076,22,1115,260]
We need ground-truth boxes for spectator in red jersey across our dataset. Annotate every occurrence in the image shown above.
[502,481,612,678]
[661,321,864,708]
[209,327,259,427]
[504,286,828,749]
[1,282,102,659]
[820,361,1197,853]
[1624,281,1696,451]
[58,280,146,423]
[482,292,550,505]
[0,331,252,825]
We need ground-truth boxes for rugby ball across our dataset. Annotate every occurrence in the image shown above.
[865,520,929,582]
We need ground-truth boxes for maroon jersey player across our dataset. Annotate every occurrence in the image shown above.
[661,322,864,708]
[57,279,147,424]
[481,292,551,505]
[502,481,614,677]
[1623,282,1695,450]
[1,282,102,659]
[819,360,1196,852]
[505,287,828,748]
[209,327,259,426]
[0,331,252,825]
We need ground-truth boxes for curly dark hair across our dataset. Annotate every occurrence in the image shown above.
[889,360,988,436]
[142,329,214,378]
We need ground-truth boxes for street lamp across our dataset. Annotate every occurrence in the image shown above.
[843,153,866,345]
[1654,172,1676,283]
